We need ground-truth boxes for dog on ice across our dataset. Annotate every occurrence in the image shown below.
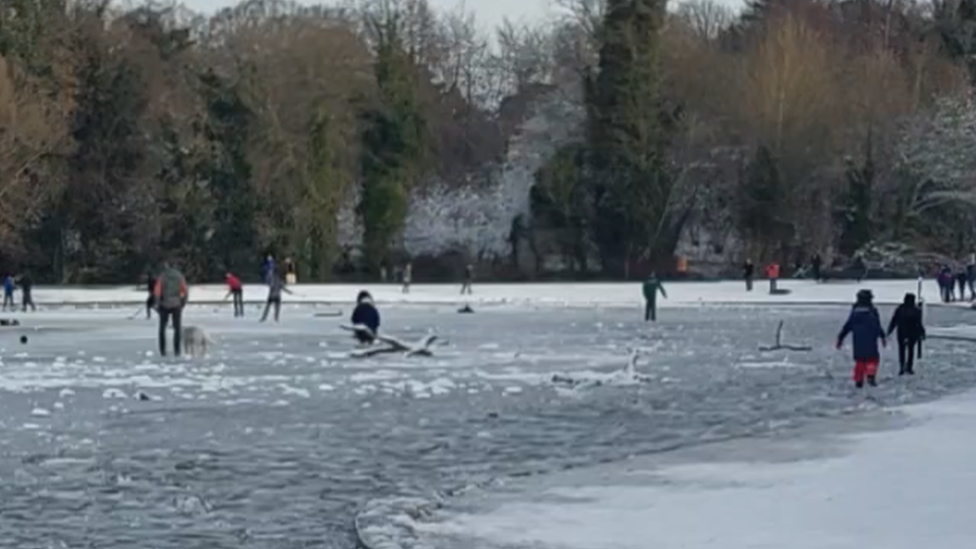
[181,325,213,357]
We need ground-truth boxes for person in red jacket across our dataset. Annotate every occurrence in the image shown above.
[225,272,244,317]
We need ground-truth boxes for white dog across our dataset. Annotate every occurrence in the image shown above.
[181,326,213,357]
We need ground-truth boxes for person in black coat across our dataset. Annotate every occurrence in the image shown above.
[350,291,380,344]
[18,272,35,312]
[886,293,925,376]
[743,259,755,291]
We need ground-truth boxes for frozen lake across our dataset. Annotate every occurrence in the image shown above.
[1,300,975,548]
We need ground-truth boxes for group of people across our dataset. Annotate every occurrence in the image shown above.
[145,255,300,356]
[378,262,475,295]
[836,289,925,387]
[1,273,34,312]
[642,270,926,389]
[936,257,976,303]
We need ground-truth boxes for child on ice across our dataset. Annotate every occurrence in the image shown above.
[836,289,887,388]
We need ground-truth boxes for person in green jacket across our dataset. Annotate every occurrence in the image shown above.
[642,272,668,321]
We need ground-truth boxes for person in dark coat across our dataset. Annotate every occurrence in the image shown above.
[460,264,474,295]
[743,259,755,291]
[938,265,954,302]
[350,291,380,344]
[811,253,823,282]
[836,289,887,388]
[145,271,156,319]
[956,266,968,302]
[886,293,925,376]
[642,272,668,321]
[18,272,34,312]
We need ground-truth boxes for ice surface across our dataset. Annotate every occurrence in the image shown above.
[2,293,975,549]
[408,391,976,549]
[14,278,963,307]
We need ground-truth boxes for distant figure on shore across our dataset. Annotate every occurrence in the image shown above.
[887,293,925,376]
[461,264,474,295]
[811,253,823,282]
[380,261,388,283]
[18,272,34,312]
[225,272,244,317]
[765,262,780,294]
[153,259,188,357]
[402,262,412,294]
[743,259,754,291]
[968,251,976,299]
[938,264,954,302]
[956,263,968,302]
[852,254,867,283]
[350,290,380,344]
[642,272,667,322]
[836,289,886,388]
[2,274,14,311]
[284,256,296,285]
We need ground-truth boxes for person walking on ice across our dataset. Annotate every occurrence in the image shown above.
[836,289,886,388]
[153,259,188,357]
[260,270,292,322]
[887,293,925,376]
[642,272,667,322]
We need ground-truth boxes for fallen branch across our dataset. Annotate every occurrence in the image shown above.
[758,320,812,352]
[341,324,439,358]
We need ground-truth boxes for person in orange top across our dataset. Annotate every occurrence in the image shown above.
[153,259,188,357]
[224,272,244,317]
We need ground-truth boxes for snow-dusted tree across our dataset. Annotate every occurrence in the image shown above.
[896,96,976,216]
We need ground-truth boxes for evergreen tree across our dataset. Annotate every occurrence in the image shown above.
[585,0,675,276]
[197,69,259,278]
[357,11,428,268]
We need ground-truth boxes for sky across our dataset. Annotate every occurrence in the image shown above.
[180,0,745,35]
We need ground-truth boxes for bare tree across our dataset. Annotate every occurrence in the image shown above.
[495,18,554,93]
[0,55,70,252]
[673,0,733,41]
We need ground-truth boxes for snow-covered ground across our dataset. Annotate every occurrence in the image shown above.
[409,390,976,549]
[16,278,957,307]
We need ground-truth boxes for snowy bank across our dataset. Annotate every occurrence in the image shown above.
[408,391,976,549]
[20,279,954,307]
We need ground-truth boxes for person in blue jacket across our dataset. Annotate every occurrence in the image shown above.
[350,291,380,344]
[2,274,14,311]
[836,289,887,388]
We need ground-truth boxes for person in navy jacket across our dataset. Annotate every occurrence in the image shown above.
[350,291,380,344]
[836,289,887,388]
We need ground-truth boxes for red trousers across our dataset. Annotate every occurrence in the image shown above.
[853,359,879,383]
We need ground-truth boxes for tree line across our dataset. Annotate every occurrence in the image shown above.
[2,0,976,283]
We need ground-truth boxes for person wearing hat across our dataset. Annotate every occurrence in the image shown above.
[350,291,381,344]
[836,289,887,388]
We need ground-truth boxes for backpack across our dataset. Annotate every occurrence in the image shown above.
[158,268,186,308]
